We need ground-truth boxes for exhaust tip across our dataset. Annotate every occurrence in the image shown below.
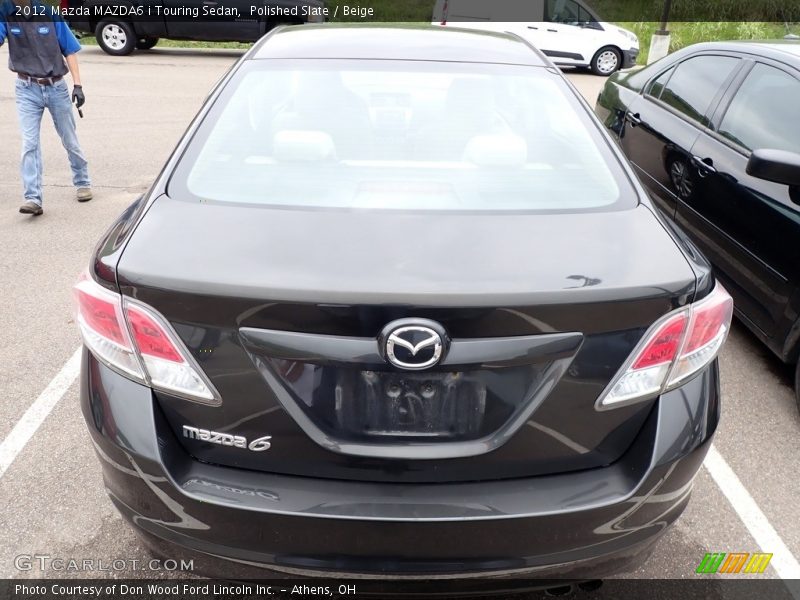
[544,585,575,597]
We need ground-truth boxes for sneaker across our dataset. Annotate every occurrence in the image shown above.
[77,187,93,202]
[19,201,43,216]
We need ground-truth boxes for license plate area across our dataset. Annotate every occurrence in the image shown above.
[336,371,487,439]
[265,359,547,445]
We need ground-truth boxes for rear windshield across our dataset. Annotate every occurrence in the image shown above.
[170,59,634,212]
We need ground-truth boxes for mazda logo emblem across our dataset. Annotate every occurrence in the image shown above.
[381,320,446,370]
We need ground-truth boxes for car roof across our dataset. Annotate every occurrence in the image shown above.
[250,24,549,67]
[678,40,800,63]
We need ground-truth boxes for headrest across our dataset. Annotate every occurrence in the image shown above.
[273,130,336,162]
[447,77,494,112]
[463,134,528,167]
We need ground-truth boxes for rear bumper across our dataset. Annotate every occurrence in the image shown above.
[80,349,719,580]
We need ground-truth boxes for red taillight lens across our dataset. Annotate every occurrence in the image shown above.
[598,283,733,409]
[74,275,144,381]
[73,273,219,404]
[126,306,183,363]
[631,313,687,370]
[683,295,733,355]
[59,0,69,10]
[668,284,733,387]
[74,287,127,347]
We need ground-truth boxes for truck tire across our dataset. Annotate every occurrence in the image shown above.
[590,46,621,77]
[96,19,136,56]
[136,37,159,50]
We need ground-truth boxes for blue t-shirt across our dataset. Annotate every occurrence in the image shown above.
[0,0,80,77]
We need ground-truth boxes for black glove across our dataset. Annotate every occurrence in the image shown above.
[72,85,85,108]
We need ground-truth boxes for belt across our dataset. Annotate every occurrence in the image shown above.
[17,73,63,85]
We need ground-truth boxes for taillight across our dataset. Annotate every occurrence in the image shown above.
[74,275,144,381]
[667,285,733,388]
[631,312,688,370]
[127,306,183,362]
[74,272,219,404]
[59,0,68,10]
[598,283,733,410]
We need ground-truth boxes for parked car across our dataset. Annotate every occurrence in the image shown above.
[596,41,800,410]
[431,0,639,75]
[63,0,325,55]
[74,24,732,584]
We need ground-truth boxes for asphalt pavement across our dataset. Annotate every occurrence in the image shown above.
[1,46,799,590]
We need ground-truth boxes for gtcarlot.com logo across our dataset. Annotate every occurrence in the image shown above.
[696,552,773,574]
[14,554,194,572]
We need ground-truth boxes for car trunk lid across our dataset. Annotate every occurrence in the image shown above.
[116,196,695,482]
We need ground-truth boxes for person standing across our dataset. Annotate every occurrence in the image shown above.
[0,0,91,216]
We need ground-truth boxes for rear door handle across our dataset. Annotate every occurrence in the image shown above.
[547,28,558,32]
[625,111,641,126]
[528,25,539,29]
[692,156,717,175]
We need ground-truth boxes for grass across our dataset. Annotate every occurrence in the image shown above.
[618,21,799,64]
[592,0,800,22]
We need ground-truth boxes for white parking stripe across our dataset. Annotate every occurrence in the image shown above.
[705,444,800,581]
[0,347,81,480]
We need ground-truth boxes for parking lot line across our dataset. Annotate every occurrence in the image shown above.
[0,347,81,480]
[704,444,800,581]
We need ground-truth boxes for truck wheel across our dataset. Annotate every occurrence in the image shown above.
[590,46,621,76]
[136,37,159,50]
[96,19,136,56]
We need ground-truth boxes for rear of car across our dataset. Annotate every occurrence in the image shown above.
[76,25,728,581]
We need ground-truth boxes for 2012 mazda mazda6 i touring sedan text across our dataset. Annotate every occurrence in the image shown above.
[75,25,733,583]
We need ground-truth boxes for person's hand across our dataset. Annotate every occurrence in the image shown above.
[72,85,85,108]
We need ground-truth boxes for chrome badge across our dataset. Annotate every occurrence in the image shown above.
[182,426,271,452]
[382,320,446,370]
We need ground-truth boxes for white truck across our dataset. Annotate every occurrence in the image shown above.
[432,0,640,76]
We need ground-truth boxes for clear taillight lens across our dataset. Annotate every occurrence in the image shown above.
[598,283,733,410]
[74,275,144,382]
[74,272,219,404]
[666,284,733,388]
[602,312,688,406]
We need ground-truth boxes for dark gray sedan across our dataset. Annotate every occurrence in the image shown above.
[74,24,732,587]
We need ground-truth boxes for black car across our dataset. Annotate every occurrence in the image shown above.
[63,0,325,55]
[596,41,800,409]
[74,25,733,583]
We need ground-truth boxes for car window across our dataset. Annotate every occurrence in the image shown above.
[660,55,740,126]
[546,0,586,24]
[647,67,674,99]
[718,63,800,154]
[171,60,634,212]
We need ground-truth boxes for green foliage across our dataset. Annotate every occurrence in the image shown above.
[592,0,799,22]
[617,21,798,64]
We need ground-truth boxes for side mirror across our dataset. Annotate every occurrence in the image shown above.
[746,149,800,187]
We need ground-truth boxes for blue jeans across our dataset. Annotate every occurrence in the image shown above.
[15,78,90,206]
